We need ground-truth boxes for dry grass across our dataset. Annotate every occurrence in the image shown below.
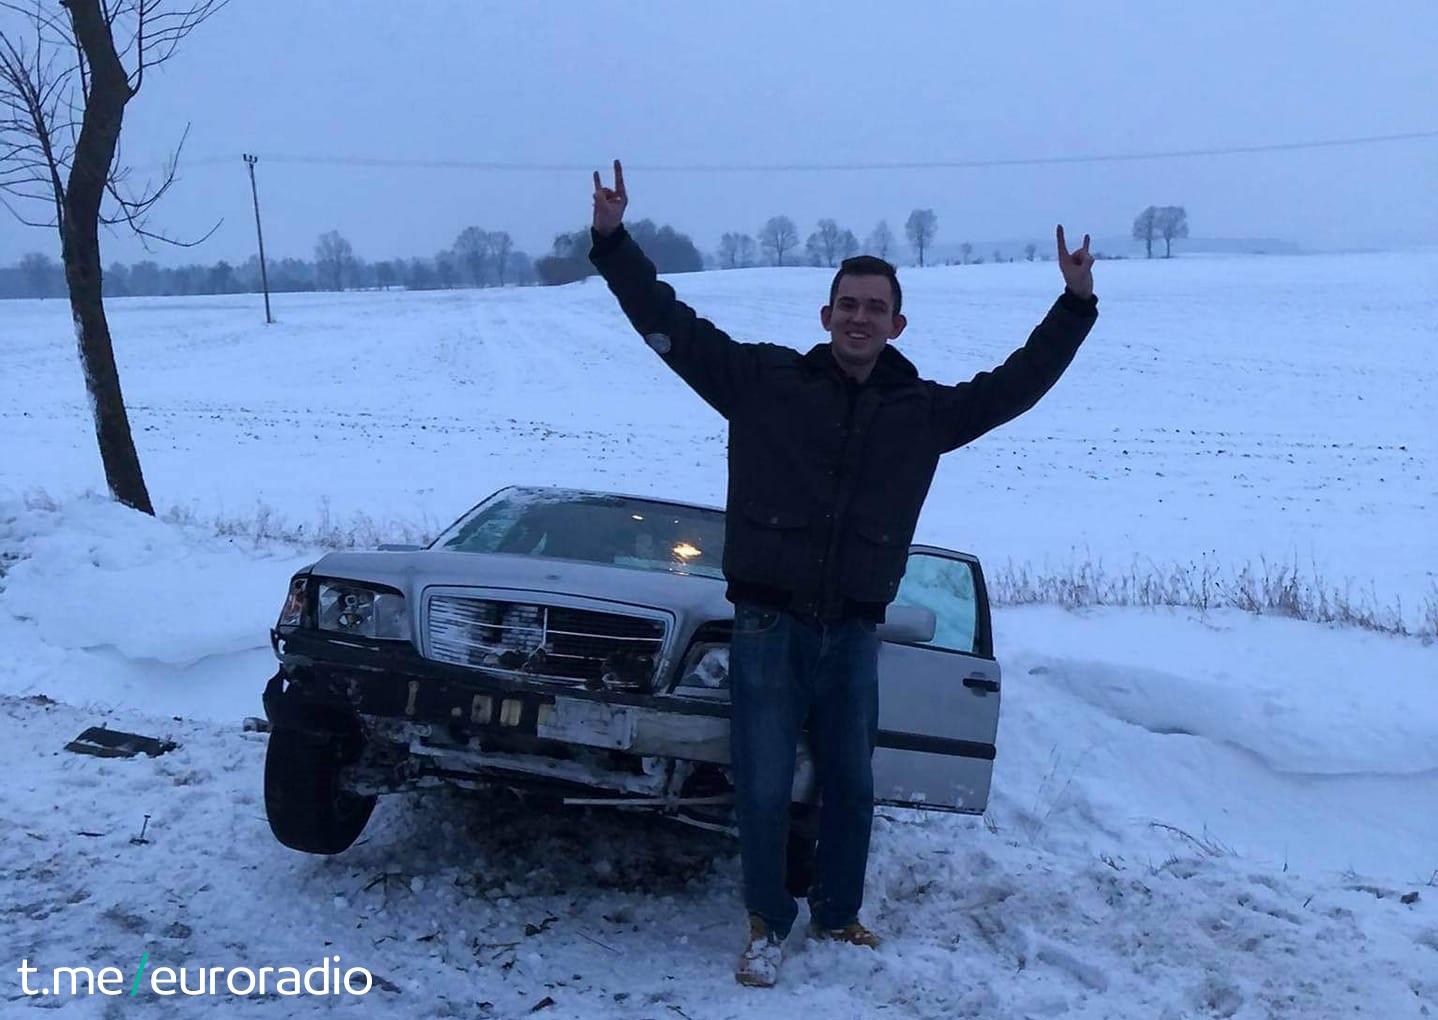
[159,498,440,552]
[989,553,1437,643]
[1149,821,1235,858]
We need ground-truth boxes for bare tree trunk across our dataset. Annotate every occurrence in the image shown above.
[63,0,153,514]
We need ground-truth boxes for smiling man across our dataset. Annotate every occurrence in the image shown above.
[588,160,1097,987]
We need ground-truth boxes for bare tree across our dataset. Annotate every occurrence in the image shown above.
[802,234,820,266]
[453,225,491,287]
[490,229,512,285]
[718,231,758,269]
[1024,242,1037,262]
[717,232,740,269]
[1157,205,1188,258]
[434,248,458,289]
[805,218,847,267]
[959,241,973,265]
[1,0,227,515]
[838,228,858,261]
[1133,205,1159,258]
[19,249,57,293]
[314,230,354,291]
[738,234,757,267]
[866,220,893,259]
[905,208,938,267]
[757,215,798,266]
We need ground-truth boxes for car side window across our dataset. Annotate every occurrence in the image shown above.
[894,553,979,655]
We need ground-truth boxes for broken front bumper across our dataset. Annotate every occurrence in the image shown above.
[264,627,734,798]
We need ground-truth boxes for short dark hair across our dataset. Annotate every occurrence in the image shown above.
[829,255,902,316]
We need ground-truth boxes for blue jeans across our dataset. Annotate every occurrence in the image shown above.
[728,602,880,938]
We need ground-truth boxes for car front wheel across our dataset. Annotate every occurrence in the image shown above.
[264,723,376,855]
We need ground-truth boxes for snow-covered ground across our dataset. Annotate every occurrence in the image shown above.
[1,249,1435,1017]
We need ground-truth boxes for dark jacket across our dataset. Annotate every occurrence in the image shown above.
[589,226,1097,624]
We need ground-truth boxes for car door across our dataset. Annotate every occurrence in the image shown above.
[871,545,1001,814]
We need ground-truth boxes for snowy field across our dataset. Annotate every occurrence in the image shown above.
[1,249,1436,1017]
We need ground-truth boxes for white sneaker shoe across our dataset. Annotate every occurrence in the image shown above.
[735,915,784,988]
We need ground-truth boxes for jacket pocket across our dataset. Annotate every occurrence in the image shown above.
[843,518,909,602]
[729,501,811,588]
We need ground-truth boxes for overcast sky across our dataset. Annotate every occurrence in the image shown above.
[2,0,1435,267]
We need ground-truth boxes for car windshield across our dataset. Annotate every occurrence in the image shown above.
[431,488,726,579]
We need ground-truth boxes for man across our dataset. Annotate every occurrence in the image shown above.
[588,160,1097,987]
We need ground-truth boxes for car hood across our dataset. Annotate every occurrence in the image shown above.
[308,548,734,621]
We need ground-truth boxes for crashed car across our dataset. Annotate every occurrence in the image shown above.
[261,485,1003,859]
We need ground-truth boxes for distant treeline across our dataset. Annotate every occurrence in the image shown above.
[0,247,541,300]
[1,204,1179,300]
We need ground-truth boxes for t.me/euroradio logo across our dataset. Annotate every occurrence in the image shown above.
[17,953,374,998]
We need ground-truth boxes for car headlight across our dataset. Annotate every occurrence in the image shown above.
[675,642,729,692]
[316,580,411,641]
[276,575,309,628]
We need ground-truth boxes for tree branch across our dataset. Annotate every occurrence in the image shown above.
[127,0,227,94]
[0,188,55,226]
[0,24,68,231]
[2,0,225,240]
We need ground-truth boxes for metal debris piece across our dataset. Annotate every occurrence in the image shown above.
[130,814,152,846]
[64,726,177,759]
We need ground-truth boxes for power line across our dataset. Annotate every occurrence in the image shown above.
[183,129,1438,174]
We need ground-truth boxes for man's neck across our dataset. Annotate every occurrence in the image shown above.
[828,345,876,385]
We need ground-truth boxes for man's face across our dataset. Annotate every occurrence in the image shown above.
[821,273,907,373]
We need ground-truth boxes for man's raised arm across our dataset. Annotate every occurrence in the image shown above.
[932,225,1099,452]
[588,160,757,421]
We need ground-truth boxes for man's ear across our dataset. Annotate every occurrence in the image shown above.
[889,313,908,340]
[820,305,833,331]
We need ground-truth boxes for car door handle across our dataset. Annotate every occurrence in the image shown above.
[963,675,999,694]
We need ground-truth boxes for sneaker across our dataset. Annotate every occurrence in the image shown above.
[735,915,784,988]
[809,920,882,949]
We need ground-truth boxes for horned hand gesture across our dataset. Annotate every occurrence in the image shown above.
[1056,225,1095,300]
[593,159,628,237]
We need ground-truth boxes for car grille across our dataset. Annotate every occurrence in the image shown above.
[425,596,667,691]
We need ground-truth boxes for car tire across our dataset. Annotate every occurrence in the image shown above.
[264,723,376,855]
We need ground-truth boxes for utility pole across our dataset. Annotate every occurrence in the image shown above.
[243,154,273,324]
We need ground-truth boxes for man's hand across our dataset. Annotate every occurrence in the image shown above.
[1056,225,1095,300]
[593,159,628,236]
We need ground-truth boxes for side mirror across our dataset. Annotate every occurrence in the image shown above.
[875,603,936,644]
